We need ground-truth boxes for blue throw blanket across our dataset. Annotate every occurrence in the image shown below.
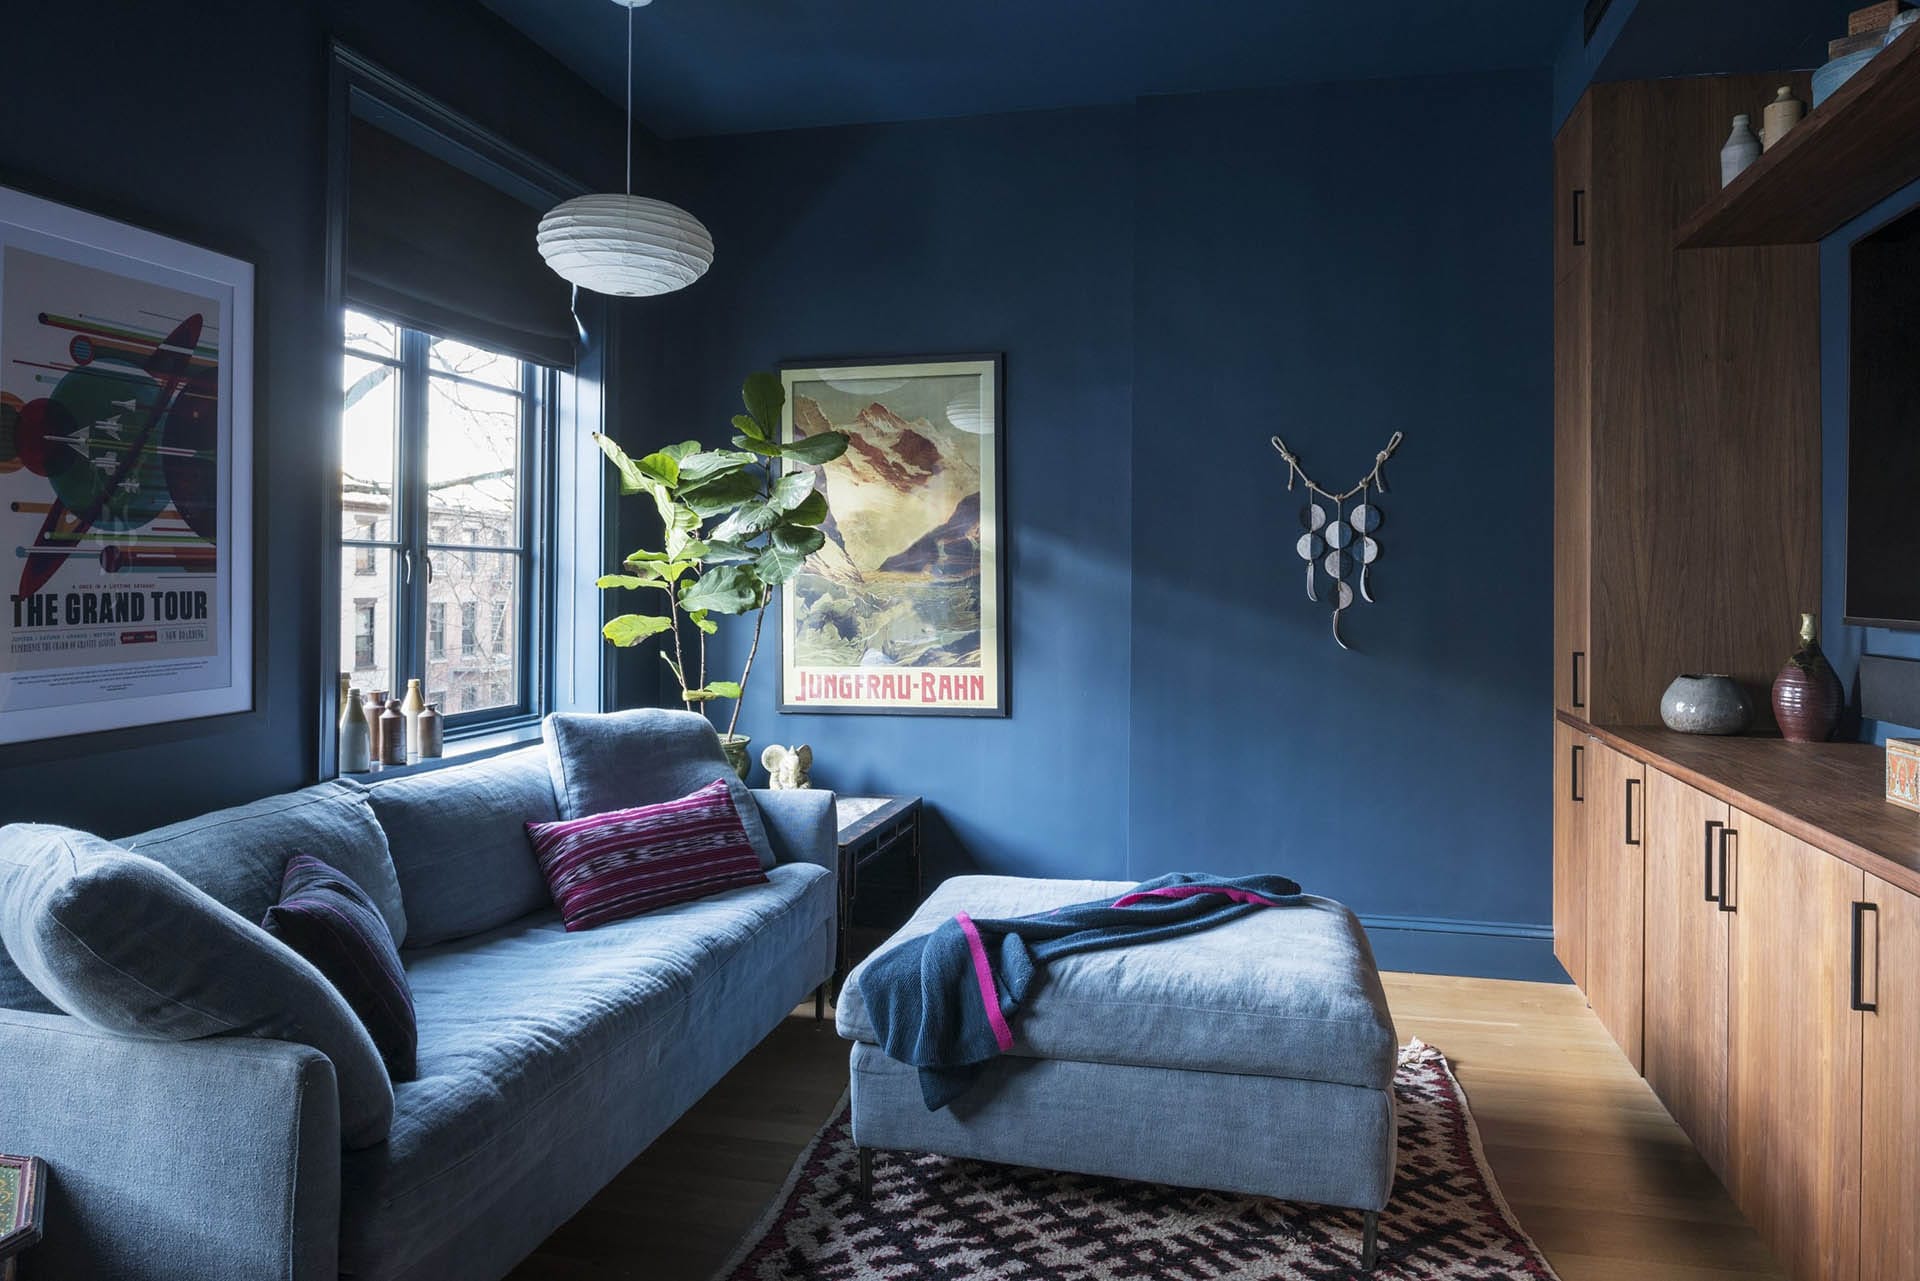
[860,872,1304,1109]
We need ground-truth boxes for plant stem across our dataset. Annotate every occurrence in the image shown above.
[727,594,768,740]
[668,591,692,715]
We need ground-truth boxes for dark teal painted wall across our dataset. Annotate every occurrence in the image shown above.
[626,71,1559,977]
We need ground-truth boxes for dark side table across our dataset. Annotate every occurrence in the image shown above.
[833,795,923,989]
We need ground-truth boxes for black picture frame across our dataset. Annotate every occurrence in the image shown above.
[775,353,1008,718]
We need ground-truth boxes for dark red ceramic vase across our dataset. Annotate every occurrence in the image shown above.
[1772,612,1843,742]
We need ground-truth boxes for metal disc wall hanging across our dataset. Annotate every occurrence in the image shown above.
[1271,430,1404,650]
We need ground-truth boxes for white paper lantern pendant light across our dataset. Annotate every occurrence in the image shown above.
[537,0,713,297]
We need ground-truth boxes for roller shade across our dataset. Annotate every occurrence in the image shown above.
[346,116,576,368]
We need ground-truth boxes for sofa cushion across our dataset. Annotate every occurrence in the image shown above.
[542,709,776,869]
[339,862,835,1279]
[264,854,417,1080]
[525,780,769,931]
[0,824,394,1148]
[837,875,1396,1091]
[124,779,407,947]
[366,747,555,947]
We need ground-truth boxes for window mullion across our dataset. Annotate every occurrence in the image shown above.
[398,328,432,695]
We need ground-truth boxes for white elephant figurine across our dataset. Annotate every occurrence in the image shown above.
[760,743,813,790]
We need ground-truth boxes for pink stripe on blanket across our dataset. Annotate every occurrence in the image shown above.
[1110,885,1287,909]
[955,911,1015,1052]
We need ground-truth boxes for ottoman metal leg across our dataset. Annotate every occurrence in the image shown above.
[857,1147,875,1200]
[1361,1210,1378,1272]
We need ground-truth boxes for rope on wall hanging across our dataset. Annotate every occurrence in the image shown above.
[1270,430,1404,651]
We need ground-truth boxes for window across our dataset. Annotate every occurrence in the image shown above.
[338,308,548,734]
[353,600,377,670]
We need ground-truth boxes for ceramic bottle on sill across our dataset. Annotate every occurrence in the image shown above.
[416,704,445,760]
[339,688,372,774]
[363,689,388,760]
[1772,612,1843,742]
[1721,114,1761,187]
[401,679,427,761]
[379,699,407,766]
[1761,86,1804,151]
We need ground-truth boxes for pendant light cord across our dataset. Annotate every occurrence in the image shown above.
[625,1,634,197]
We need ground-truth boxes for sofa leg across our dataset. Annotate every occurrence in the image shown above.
[1360,1209,1379,1272]
[857,1147,874,1200]
[814,984,828,1021]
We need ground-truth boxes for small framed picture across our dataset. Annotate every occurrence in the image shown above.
[777,355,1006,717]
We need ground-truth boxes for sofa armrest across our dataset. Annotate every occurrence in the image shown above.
[0,1010,340,1281]
[753,788,838,871]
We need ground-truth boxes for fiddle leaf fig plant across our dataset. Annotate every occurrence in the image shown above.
[593,372,848,740]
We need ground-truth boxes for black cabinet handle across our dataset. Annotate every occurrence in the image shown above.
[1571,744,1585,803]
[1703,819,1724,903]
[1718,827,1736,913]
[1572,189,1587,246]
[1852,901,1879,1013]
[1572,651,1586,709]
[1625,777,1641,847]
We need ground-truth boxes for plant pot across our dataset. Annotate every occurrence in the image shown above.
[719,733,752,782]
[1772,613,1844,743]
[1660,674,1754,735]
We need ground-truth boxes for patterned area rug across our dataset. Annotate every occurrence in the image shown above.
[714,1041,1560,1281]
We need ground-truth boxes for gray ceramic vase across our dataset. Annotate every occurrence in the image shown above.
[1660,674,1754,735]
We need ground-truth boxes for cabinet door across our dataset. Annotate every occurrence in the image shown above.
[1585,742,1645,1069]
[1727,811,1862,1281]
[1862,874,1919,1281]
[1552,98,1592,717]
[1642,768,1730,1177]
[1552,721,1589,986]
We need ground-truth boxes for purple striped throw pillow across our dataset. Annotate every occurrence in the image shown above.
[524,779,769,931]
[262,854,417,1080]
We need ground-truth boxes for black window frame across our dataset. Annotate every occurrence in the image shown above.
[337,311,553,735]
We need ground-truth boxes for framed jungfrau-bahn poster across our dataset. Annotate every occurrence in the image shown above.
[0,185,253,745]
[777,355,1006,717]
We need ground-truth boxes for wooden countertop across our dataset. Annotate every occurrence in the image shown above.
[1560,712,1920,899]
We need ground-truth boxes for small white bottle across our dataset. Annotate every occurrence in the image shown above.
[1721,114,1761,187]
[339,687,372,773]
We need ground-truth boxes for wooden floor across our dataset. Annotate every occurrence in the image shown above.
[507,974,1785,1280]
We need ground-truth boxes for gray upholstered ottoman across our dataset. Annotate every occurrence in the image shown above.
[835,875,1399,1270]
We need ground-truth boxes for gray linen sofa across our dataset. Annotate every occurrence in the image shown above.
[0,710,837,1281]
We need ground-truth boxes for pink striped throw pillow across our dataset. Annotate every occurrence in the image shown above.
[524,779,769,931]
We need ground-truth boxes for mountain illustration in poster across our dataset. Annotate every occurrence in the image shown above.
[789,377,983,671]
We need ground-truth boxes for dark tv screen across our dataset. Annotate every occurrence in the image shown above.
[1847,206,1920,628]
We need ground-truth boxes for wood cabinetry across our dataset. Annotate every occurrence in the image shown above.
[1584,740,1644,1070]
[1726,811,1863,1281]
[1552,77,1818,722]
[1860,874,1919,1281]
[1641,768,1729,1178]
[1554,722,1920,1281]
[1551,720,1588,986]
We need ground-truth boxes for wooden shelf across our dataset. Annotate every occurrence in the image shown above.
[1560,712,1920,899]
[1677,28,1920,248]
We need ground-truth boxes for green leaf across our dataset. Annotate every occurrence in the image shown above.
[660,440,702,463]
[782,431,849,466]
[635,450,682,488]
[783,490,829,527]
[693,538,758,565]
[742,371,785,438]
[677,449,756,486]
[705,681,743,699]
[623,548,668,562]
[731,413,766,443]
[678,564,761,615]
[768,468,817,513]
[602,614,673,646]
[732,434,785,458]
[593,433,652,495]
[596,573,666,591]
[657,494,701,559]
[688,609,719,635]
[678,469,763,517]
[711,501,782,543]
[757,525,826,584]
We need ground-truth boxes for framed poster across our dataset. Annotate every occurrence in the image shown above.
[0,186,253,745]
[778,355,1006,716]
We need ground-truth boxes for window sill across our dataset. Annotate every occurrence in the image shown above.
[342,720,544,783]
